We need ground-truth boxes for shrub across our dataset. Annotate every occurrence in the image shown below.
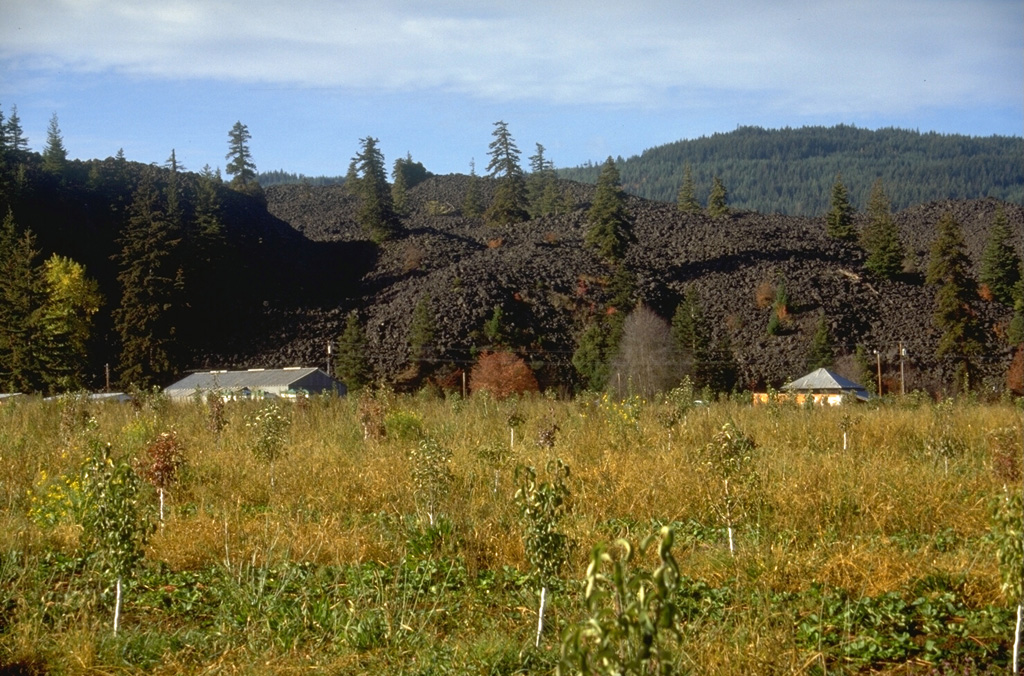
[470,351,539,399]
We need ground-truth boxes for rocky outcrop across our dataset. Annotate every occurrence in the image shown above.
[219,178,1023,394]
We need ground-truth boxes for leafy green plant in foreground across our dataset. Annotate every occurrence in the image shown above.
[245,401,290,487]
[559,526,680,676]
[409,436,453,527]
[79,442,152,635]
[515,459,572,647]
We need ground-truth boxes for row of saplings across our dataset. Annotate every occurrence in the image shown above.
[27,391,1024,673]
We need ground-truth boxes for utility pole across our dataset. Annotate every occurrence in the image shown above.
[874,349,882,397]
[105,363,110,392]
[899,342,906,395]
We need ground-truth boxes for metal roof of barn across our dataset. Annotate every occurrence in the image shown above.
[164,367,327,394]
[782,368,871,398]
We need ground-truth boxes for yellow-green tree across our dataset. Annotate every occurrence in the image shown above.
[38,255,103,392]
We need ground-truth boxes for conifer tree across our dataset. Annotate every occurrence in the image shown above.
[585,157,632,261]
[408,293,436,364]
[979,206,1022,305]
[462,159,484,218]
[181,166,227,342]
[390,157,409,216]
[527,143,558,218]
[926,212,985,390]
[164,149,184,230]
[335,310,371,391]
[677,163,701,214]
[861,179,904,279]
[572,269,635,391]
[671,285,711,386]
[0,210,45,392]
[112,171,181,388]
[353,136,398,243]
[707,175,729,218]
[806,313,834,370]
[6,105,27,152]
[1008,266,1024,345]
[825,174,856,240]
[482,305,510,348]
[344,159,360,195]
[572,322,612,392]
[42,113,67,173]
[225,121,257,188]
[706,332,739,394]
[485,121,528,226]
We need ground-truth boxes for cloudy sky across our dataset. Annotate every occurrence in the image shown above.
[1,0,1020,177]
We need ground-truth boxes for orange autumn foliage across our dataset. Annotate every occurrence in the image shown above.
[470,351,539,399]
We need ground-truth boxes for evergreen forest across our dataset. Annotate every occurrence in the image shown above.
[559,125,1023,215]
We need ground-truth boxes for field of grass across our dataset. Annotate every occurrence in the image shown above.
[0,389,1021,674]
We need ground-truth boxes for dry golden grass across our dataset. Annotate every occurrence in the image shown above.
[1,392,1020,673]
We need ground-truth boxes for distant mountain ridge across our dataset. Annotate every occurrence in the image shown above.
[558,125,1024,216]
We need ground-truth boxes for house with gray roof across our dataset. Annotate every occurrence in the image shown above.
[164,367,345,401]
[754,368,871,406]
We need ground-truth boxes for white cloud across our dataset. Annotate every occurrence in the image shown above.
[1,0,1020,116]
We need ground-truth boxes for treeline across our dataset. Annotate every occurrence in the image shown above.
[559,125,1024,215]
[0,112,355,393]
[257,170,347,188]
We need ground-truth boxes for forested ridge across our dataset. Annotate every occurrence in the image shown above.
[559,125,1023,215]
[0,111,1021,397]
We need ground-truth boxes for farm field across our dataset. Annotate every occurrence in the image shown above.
[0,390,1021,675]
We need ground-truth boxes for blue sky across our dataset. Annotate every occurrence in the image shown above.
[1,0,1021,177]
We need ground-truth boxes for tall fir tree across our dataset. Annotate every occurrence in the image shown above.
[805,313,834,370]
[979,206,1022,305]
[825,174,856,240]
[6,105,27,152]
[462,158,484,218]
[42,113,67,174]
[585,157,632,261]
[1007,262,1024,345]
[861,179,904,279]
[112,171,182,388]
[390,157,409,216]
[706,332,739,394]
[0,210,45,392]
[180,165,228,346]
[676,163,701,214]
[527,143,559,218]
[225,121,257,188]
[572,321,612,392]
[671,285,712,386]
[484,121,528,226]
[353,136,398,243]
[335,310,371,390]
[707,175,729,218]
[164,150,182,224]
[408,293,436,364]
[926,212,986,390]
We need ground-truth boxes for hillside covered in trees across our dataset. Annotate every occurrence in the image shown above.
[0,112,1022,398]
[559,125,1023,215]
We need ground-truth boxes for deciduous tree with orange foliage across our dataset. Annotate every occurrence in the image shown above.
[470,351,539,399]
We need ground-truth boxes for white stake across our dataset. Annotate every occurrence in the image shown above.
[1015,604,1021,675]
[535,585,548,647]
[114,575,122,635]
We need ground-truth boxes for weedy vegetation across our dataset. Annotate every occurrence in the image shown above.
[0,391,1021,674]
